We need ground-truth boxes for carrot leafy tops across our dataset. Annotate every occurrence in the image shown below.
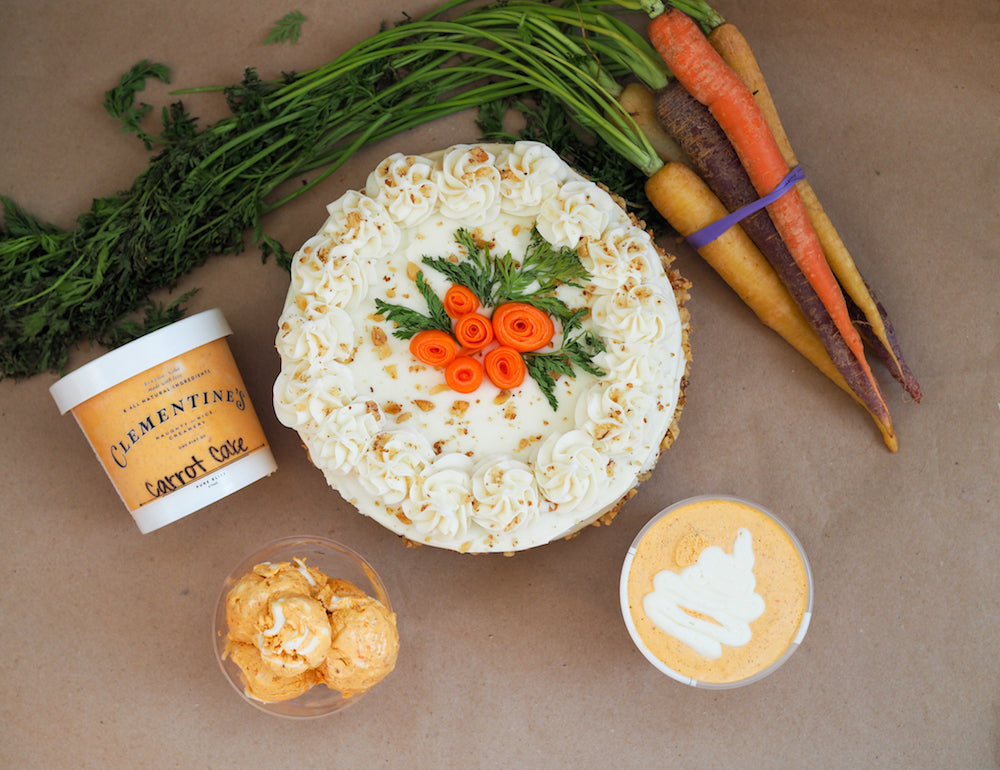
[374,227,605,409]
[424,227,592,324]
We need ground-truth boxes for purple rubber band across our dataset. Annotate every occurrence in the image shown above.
[685,165,806,251]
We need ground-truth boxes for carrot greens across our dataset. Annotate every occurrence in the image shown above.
[265,11,307,45]
[0,0,666,380]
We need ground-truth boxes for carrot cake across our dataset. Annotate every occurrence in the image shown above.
[273,141,691,552]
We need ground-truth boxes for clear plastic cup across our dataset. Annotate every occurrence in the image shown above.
[213,535,396,718]
[620,495,813,688]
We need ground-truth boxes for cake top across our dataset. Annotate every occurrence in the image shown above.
[274,142,689,553]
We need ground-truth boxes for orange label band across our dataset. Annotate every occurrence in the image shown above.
[70,338,270,512]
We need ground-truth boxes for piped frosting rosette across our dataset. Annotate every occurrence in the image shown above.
[274,142,689,553]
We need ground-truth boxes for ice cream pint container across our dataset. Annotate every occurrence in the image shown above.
[49,308,277,533]
[620,495,813,688]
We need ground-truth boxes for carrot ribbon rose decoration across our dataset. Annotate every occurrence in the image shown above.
[443,285,480,319]
[484,346,526,389]
[491,302,555,352]
[445,355,485,393]
[453,312,494,352]
[409,330,458,367]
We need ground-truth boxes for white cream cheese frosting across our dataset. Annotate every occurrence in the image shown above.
[274,141,689,553]
[641,528,767,659]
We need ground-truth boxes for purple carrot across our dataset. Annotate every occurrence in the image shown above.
[847,283,922,402]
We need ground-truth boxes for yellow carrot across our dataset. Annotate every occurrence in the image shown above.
[645,161,897,451]
[708,22,920,401]
[617,82,689,164]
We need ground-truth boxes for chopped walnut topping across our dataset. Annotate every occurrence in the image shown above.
[430,383,451,395]
[383,401,402,415]
[504,403,517,421]
[517,435,542,451]
[371,327,388,346]
[384,364,397,378]
[406,261,420,281]
[413,399,435,412]
[450,400,470,417]
[396,411,412,423]
[493,390,511,406]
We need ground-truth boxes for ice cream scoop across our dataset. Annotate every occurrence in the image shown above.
[320,597,400,696]
[226,641,318,703]
[255,595,333,675]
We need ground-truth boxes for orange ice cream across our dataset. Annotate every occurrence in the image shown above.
[622,497,811,687]
[223,558,398,702]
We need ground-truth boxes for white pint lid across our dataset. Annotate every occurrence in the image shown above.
[50,308,232,414]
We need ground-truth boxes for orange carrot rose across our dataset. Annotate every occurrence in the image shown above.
[484,346,526,389]
[443,285,480,319]
[409,329,458,367]
[453,312,494,352]
[491,302,554,352]
[445,355,485,393]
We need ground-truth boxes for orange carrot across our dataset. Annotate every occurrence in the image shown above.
[453,312,494,352]
[409,329,458,367]
[484,346,526,389]
[445,355,484,393]
[491,302,554,352]
[647,8,889,425]
[443,284,479,319]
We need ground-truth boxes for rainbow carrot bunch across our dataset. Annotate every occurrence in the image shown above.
[635,1,919,450]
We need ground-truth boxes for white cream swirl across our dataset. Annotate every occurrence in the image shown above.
[498,141,564,217]
[580,226,658,290]
[536,179,613,249]
[320,190,401,258]
[533,430,607,513]
[273,360,356,431]
[291,239,375,310]
[576,380,649,453]
[433,145,502,226]
[308,400,382,473]
[471,457,545,533]
[402,453,475,540]
[642,528,766,659]
[590,278,673,348]
[276,295,356,365]
[356,430,433,505]
[365,153,439,227]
